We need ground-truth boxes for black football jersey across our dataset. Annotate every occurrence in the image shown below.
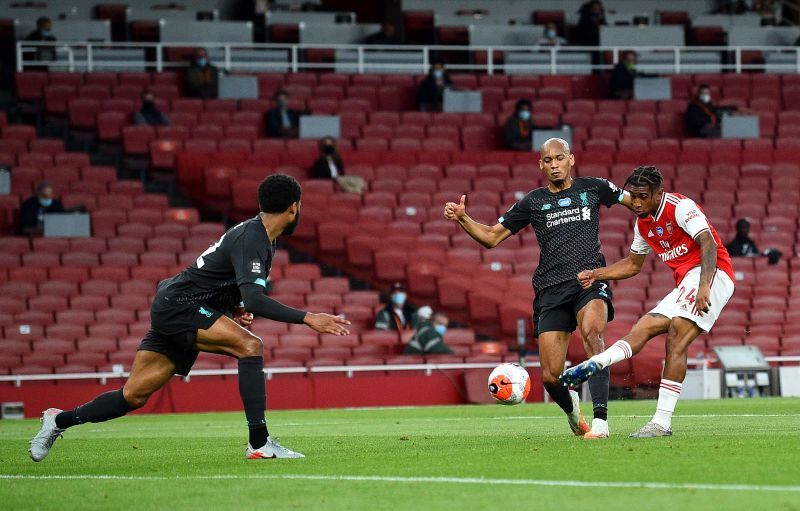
[164,216,274,312]
[499,177,624,291]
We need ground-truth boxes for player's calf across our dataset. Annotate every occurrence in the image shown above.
[54,388,134,431]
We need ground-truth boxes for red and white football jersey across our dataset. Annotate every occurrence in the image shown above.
[630,192,735,286]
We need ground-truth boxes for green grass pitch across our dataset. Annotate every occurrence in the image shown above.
[1,398,799,510]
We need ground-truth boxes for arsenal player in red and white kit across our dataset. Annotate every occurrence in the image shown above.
[560,166,735,438]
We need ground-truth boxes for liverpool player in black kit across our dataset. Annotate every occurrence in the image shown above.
[444,138,634,439]
[30,174,350,461]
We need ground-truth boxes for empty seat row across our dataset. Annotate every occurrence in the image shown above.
[18,71,800,97]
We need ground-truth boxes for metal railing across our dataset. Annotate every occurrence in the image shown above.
[15,41,800,74]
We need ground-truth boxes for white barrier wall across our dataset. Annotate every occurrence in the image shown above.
[779,366,800,397]
[682,369,722,400]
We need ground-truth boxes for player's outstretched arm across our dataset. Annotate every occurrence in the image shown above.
[444,195,512,249]
[577,252,647,289]
[239,283,350,336]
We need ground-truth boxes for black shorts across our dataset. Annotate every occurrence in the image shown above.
[137,278,224,376]
[533,279,614,336]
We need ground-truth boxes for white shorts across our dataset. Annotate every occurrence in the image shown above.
[648,266,735,332]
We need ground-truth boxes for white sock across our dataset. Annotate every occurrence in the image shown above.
[590,340,632,369]
[652,379,682,430]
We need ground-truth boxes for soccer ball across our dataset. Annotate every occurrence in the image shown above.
[487,363,531,405]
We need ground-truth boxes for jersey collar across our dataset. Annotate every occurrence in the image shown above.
[653,192,667,221]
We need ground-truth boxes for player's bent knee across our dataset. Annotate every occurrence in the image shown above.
[237,333,264,358]
[541,373,559,385]
[582,329,604,354]
[541,367,561,384]
[122,387,150,409]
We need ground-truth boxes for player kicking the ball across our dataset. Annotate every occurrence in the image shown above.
[29,174,350,461]
[560,166,735,438]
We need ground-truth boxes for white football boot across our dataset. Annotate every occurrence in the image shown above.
[629,421,673,438]
[566,390,591,436]
[29,408,64,462]
[584,418,610,439]
[246,436,305,459]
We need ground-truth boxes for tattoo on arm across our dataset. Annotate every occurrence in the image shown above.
[696,230,717,286]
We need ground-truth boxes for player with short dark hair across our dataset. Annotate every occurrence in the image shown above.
[560,166,735,438]
[444,138,635,439]
[29,174,350,461]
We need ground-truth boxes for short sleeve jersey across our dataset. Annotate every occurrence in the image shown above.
[499,177,624,291]
[169,216,275,312]
[630,192,735,285]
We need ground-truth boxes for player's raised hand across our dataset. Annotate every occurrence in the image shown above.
[232,306,254,327]
[577,270,595,289]
[304,312,351,336]
[444,195,467,221]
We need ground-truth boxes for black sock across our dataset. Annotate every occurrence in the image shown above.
[55,389,132,429]
[588,367,610,421]
[543,382,574,415]
[238,356,269,447]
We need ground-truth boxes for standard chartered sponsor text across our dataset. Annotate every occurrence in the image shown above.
[546,207,582,228]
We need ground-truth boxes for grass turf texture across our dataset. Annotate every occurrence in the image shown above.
[1,398,799,511]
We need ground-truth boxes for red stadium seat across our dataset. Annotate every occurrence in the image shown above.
[16,72,48,101]
[89,323,128,339]
[44,85,77,115]
[101,252,140,267]
[22,252,60,268]
[65,353,107,368]
[122,125,155,156]
[0,282,36,299]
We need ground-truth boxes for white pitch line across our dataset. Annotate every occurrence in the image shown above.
[0,473,798,493]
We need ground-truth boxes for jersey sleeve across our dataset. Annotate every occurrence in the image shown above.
[674,198,711,239]
[630,222,651,255]
[595,178,625,208]
[498,194,533,234]
[230,228,271,287]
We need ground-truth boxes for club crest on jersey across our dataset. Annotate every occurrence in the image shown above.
[579,191,589,206]
[656,227,664,237]
[666,221,673,234]
[558,198,572,207]
[541,203,552,210]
